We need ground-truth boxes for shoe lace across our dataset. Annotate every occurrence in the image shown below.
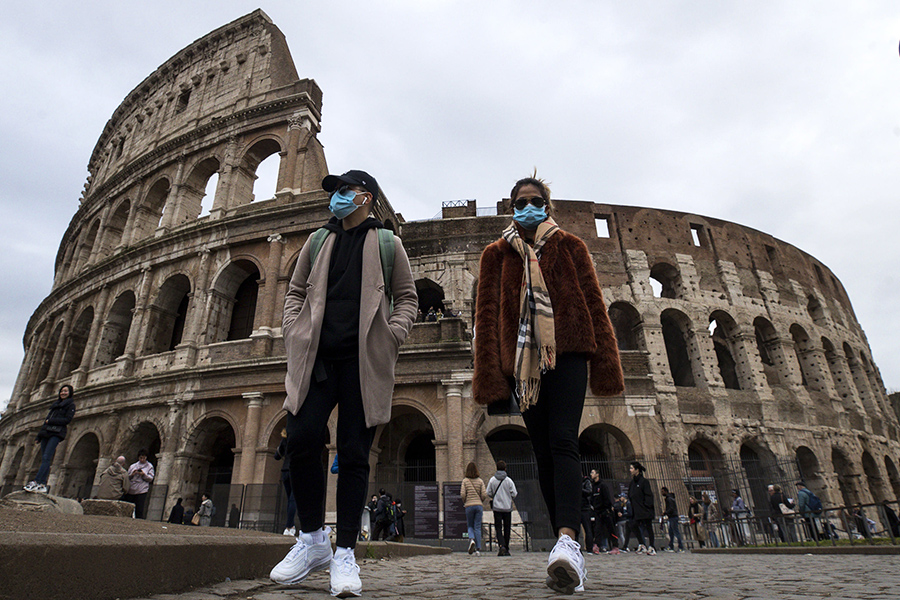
[334,552,359,576]
[286,538,310,560]
[557,535,581,555]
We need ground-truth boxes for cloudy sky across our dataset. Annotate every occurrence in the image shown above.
[1,1,899,413]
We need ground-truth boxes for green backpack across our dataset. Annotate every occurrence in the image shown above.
[307,227,395,301]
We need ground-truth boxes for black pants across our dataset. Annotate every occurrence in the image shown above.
[371,519,392,541]
[580,508,594,547]
[634,518,655,548]
[123,492,148,519]
[495,510,512,550]
[287,358,375,549]
[594,510,616,549]
[521,353,587,536]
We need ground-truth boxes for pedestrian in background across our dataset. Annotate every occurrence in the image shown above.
[487,460,518,556]
[661,486,685,552]
[24,385,76,494]
[273,428,297,536]
[701,492,720,548]
[97,455,129,501]
[461,461,487,556]
[628,461,656,555]
[473,173,624,594]
[168,498,185,524]
[198,493,214,527]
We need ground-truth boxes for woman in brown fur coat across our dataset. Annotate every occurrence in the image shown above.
[473,175,624,594]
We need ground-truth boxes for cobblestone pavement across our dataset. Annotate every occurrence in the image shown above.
[135,550,900,600]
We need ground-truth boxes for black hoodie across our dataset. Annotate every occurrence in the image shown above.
[318,216,384,360]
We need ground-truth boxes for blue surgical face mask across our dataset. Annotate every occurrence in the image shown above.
[329,187,363,220]
[513,203,547,229]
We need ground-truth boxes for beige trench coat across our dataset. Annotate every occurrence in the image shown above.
[282,226,418,428]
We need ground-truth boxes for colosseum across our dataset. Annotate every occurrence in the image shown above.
[1,11,898,537]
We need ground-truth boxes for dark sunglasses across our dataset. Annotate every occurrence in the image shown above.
[513,196,546,210]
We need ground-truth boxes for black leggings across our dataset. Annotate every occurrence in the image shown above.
[521,353,588,536]
[495,510,512,549]
[287,358,375,549]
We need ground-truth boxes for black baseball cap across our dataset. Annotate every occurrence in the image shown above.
[322,170,379,200]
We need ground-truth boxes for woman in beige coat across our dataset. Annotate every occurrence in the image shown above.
[461,462,488,555]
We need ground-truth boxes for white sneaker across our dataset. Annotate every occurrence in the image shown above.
[468,539,476,554]
[646,546,657,556]
[23,481,37,492]
[34,483,48,494]
[330,549,362,598]
[636,544,647,554]
[269,526,333,585]
[546,534,586,594]
[283,527,297,536]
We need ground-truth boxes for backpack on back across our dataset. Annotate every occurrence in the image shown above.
[806,491,823,514]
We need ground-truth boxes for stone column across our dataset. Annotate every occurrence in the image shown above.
[159,155,186,231]
[181,249,213,349]
[211,137,239,218]
[259,233,286,332]
[442,377,465,483]
[120,177,148,248]
[238,392,264,485]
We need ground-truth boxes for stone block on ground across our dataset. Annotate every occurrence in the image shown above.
[82,498,135,518]
[0,490,83,514]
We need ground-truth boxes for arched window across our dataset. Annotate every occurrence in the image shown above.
[136,178,170,239]
[807,294,826,324]
[661,309,695,387]
[96,291,136,366]
[789,324,814,389]
[58,307,94,378]
[143,274,191,355]
[649,262,681,299]
[232,139,282,206]
[207,260,261,343]
[753,317,784,386]
[101,199,130,254]
[709,311,741,390]
[608,302,643,351]
[415,279,446,317]
[179,157,221,223]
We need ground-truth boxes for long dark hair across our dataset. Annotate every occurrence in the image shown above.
[57,384,74,401]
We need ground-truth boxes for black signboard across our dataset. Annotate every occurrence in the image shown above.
[412,483,439,538]
[443,483,468,539]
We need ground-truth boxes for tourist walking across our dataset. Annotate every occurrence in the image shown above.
[24,384,76,494]
[687,496,708,548]
[269,169,417,599]
[198,493,215,527]
[273,428,297,536]
[168,498,185,524]
[661,486,685,551]
[461,462,488,556]
[701,492,721,547]
[628,461,657,555]
[487,460,518,556]
[473,173,624,594]
[589,469,616,553]
[123,449,154,519]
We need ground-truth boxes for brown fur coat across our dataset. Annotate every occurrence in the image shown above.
[473,227,624,405]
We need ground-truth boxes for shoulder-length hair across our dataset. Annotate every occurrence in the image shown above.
[465,462,479,479]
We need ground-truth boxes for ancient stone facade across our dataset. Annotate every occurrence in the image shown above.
[1,11,899,525]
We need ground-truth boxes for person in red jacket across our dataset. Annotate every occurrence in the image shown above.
[473,174,624,594]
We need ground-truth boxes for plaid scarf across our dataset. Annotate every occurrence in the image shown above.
[501,217,559,412]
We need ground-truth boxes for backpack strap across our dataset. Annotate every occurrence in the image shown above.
[377,228,395,302]
[308,228,332,271]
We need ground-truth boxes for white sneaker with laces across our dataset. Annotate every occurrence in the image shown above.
[23,481,37,492]
[283,527,296,536]
[646,546,657,556]
[269,526,333,585]
[330,549,362,598]
[546,534,586,594]
[636,544,647,554]
[34,483,49,494]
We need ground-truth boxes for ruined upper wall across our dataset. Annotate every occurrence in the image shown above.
[83,9,314,199]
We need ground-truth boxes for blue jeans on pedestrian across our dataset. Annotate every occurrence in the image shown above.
[667,516,684,550]
[35,435,61,485]
[466,505,483,550]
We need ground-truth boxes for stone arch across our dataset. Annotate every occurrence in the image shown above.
[143,274,191,355]
[687,436,730,500]
[182,415,238,508]
[485,425,533,479]
[233,137,283,206]
[789,324,816,390]
[831,446,857,507]
[660,308,696,387]
[709,310,742,390]
[207,259,262,343]
[844,344,878,415]
[649,262,682,299]
[753,316,786,386]
[608,301,644,351]
[135,177,171,240]
[179,155,221,223]
[30,321,64,391]
[796,446,824,494]
[95,290,136,366]
[58,307,94,379]
[579,423,635,480]
[806,294,826,325]
[101,198,131,254]
[821,337,849,403]
[416,278,445,317]
[861,450,884,503]
[61,432,100,499]
[374,403,436,483]
[121,420,163,467]
[884,455,900,501]
[739,439,780,512]
[75,219,101,272]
